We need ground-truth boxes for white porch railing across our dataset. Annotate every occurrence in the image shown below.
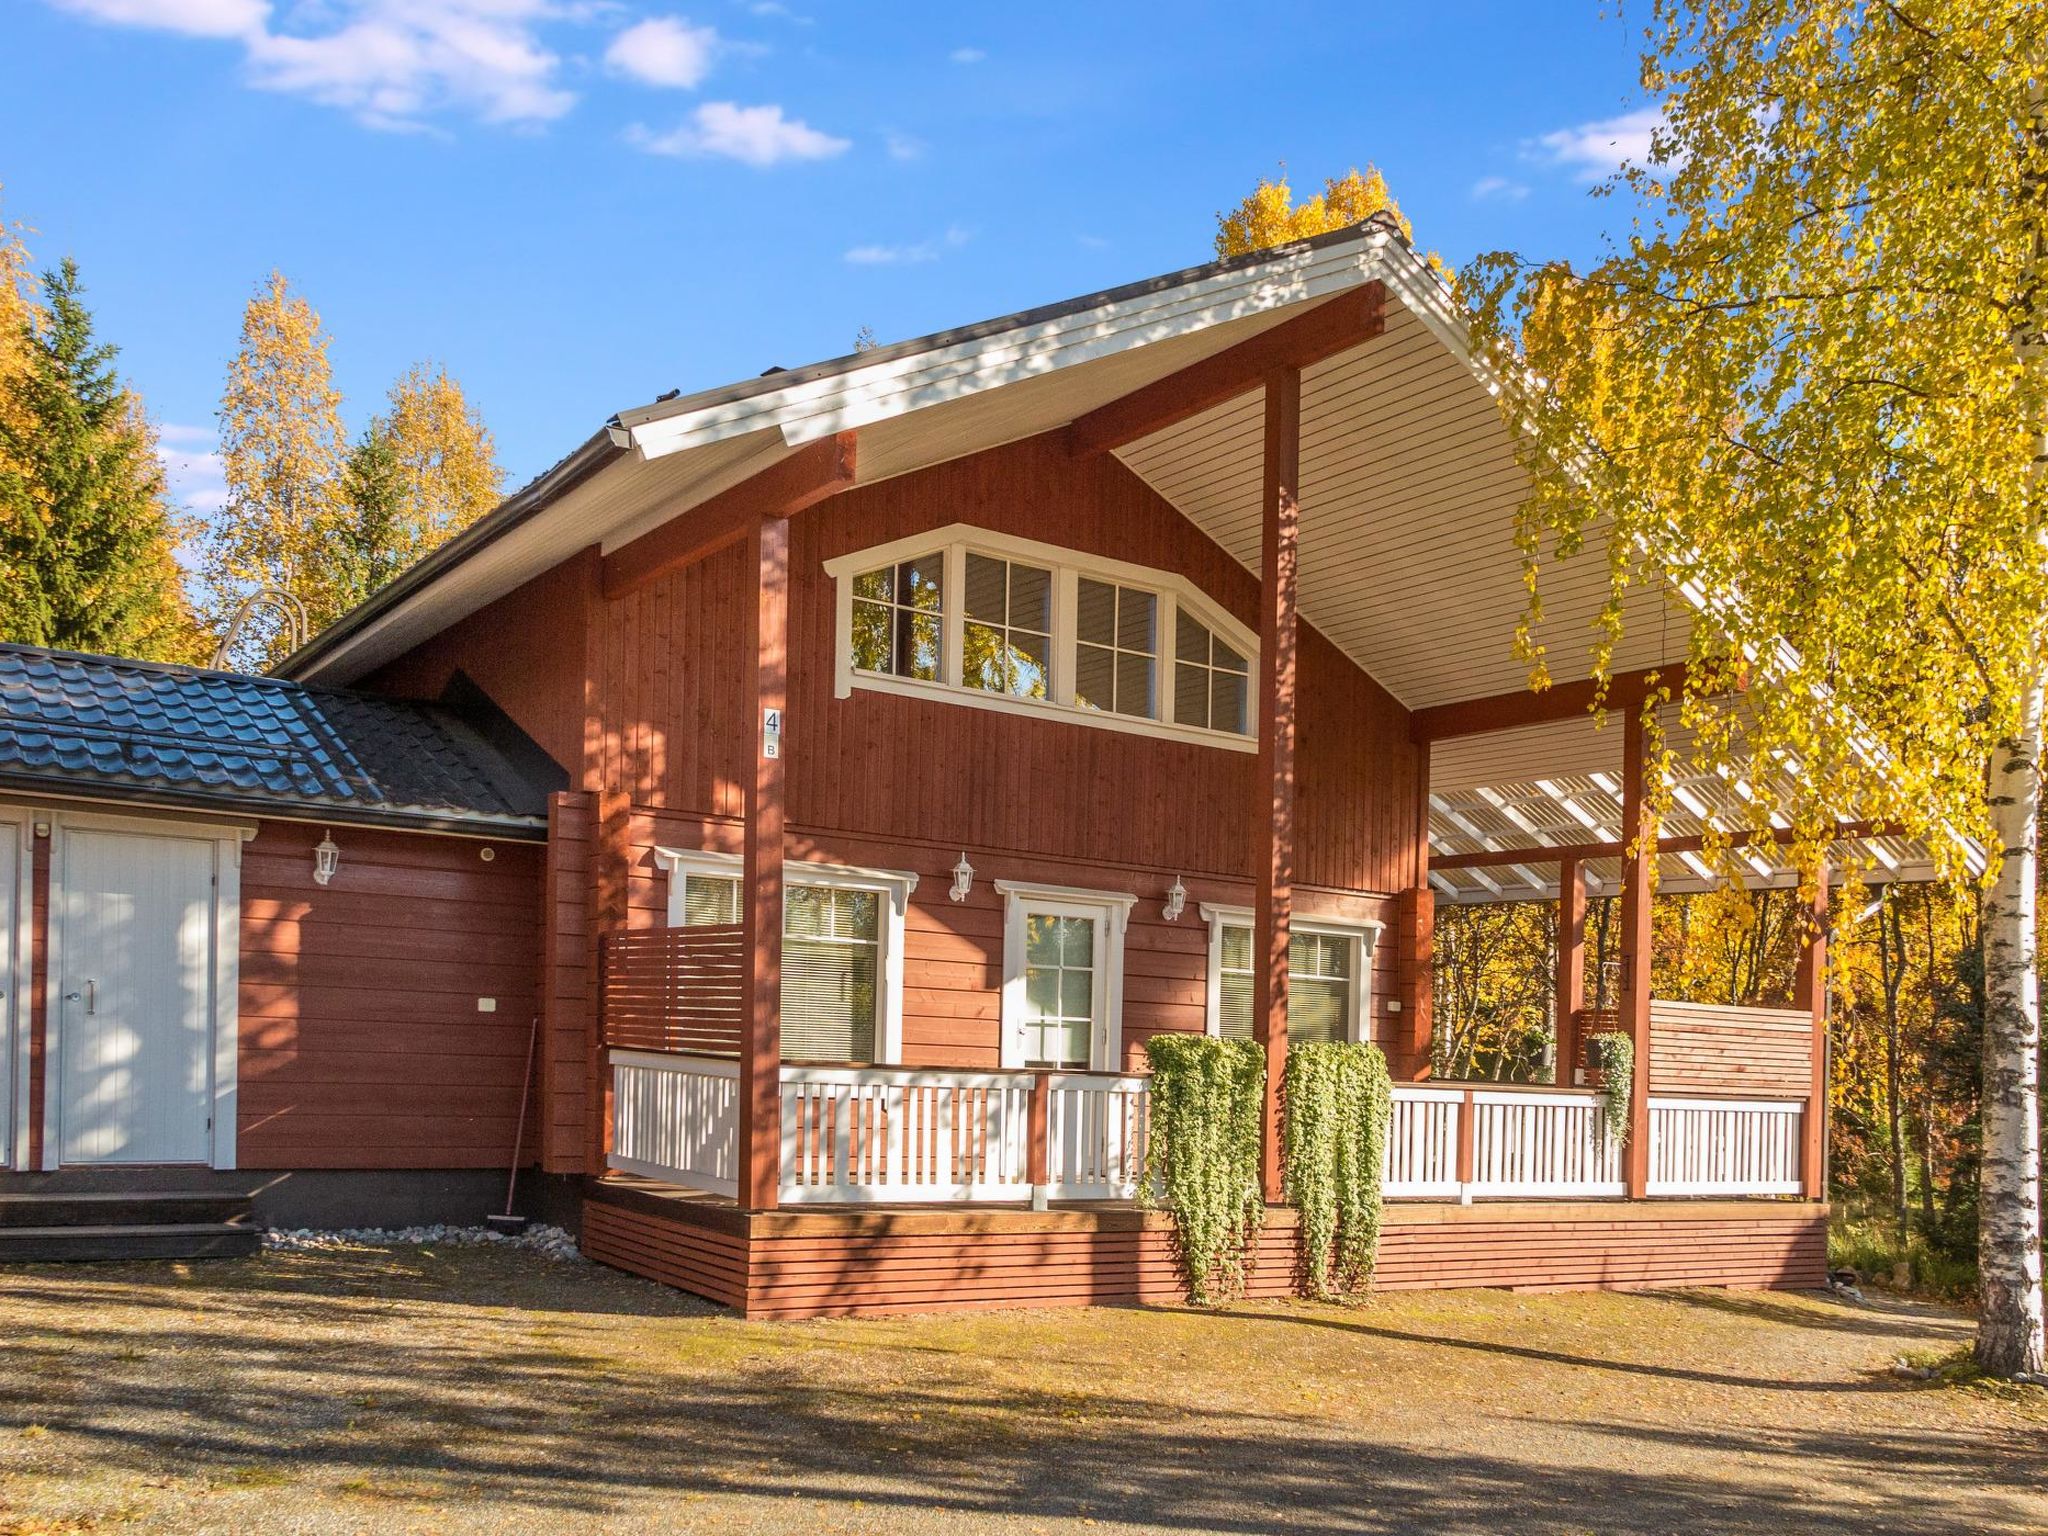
[1384,1085,1624,1200]
[1648,1097,1805,1196]
[781,1065,1033,1203]
[1046,1072,1150,1200]
[610,1049,741,1198]
[607,1053,1807,1206]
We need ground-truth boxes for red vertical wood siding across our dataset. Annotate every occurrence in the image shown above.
[540,792,595,1172]
[364,549,599,784]
[237,821,541,1169]
[368,429,1426,1072]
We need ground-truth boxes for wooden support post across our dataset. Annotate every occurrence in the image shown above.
[588,788,633,1172]
[1251,365,1302,1205]
[1617,706,1655,1198]
[1027,1071,1052,1189]
[1455,1088,1477,1202]
[1556,856,1587,1087]
[738,515,788,1210]
[1794,863,1830,1200]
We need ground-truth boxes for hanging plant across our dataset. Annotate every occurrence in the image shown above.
[1141,1034,1267,1304]
[1589,1030,1634,1145]
[1283,1040,1393,1300]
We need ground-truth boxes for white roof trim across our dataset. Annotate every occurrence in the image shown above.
[621,231,1385,463]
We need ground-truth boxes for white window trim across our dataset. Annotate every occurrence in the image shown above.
[654,848,917,1065]
[1198,903,1383,1045]
[994,880,1137,1071]
[825,523,1259,753]
[40,808,249,1172]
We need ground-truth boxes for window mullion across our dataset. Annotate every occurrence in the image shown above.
[941,543,966,688]
[1052,566,1079,709]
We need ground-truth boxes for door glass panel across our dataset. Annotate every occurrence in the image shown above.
[1021,909,1096,1068]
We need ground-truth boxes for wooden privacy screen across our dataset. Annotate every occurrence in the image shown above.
[600,924,746,1056]
[1648,1000,1812,1098]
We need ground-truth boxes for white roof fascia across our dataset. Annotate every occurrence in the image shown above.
[619,231,1382,462]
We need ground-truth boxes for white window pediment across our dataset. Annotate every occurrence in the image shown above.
[825,525,1259,752]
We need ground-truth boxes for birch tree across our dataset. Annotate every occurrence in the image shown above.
[203,272,345,668]
[1464,2,2045,1375]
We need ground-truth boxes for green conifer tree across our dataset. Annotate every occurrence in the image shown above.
[0,258,197,657]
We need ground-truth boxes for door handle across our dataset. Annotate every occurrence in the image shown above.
[65,981,95,1014]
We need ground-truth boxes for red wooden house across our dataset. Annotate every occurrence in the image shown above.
[0,220,1886,1303]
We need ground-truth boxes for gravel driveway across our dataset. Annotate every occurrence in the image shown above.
[0,1244,2041,1534]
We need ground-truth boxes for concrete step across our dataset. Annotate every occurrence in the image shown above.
[0,1191,253,1230]
[0,1221,261,1263]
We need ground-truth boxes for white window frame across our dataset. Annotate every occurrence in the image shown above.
[825,523,1260,753]
[995,880,1136,1071]
[1198,903,1383,1045]
[654,848,917,1065]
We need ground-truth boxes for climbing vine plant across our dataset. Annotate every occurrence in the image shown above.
[1141,1034,1266,1304]
[1282,1041,1393,1299]
[1590,1031,1634,1146]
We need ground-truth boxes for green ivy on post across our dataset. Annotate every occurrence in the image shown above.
[1589,1030,1635,1146]
[1141,1034,1267,1304]
[1282,1040,1393,1299]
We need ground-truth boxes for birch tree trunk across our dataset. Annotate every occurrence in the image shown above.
[1975,679,2045,1377]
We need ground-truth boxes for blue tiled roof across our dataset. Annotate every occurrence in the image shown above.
[0,645,550,835]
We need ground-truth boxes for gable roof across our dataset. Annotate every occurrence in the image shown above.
[279,219,1449,687]
[0,645,552,837]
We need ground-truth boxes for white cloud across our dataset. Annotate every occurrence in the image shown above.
[1529,106,1666,181]
[843,225,970,266]
[605,15,717,89]
[883,129,925,162]
[628,100,848,165]
[157,424,229,514]
[948,46,984,64]
[1470,175,1530,202]
[748,1,810,21]
[1075,233,1109,250]
[49,0,264,38]
[47,0,577,127]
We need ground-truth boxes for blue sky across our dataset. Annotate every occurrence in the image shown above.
[3,1,1659,513]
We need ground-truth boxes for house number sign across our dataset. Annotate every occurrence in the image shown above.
[762,707,782,759]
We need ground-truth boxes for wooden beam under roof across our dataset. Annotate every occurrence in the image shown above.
[1428,818,1898,872]
[600,432,858,600]
[1409,663,1689,745]
[1064,282,1386,458]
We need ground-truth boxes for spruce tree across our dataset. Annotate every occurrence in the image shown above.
[0,259,195,657]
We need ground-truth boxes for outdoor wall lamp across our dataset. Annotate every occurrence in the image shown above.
[949,852,975,903]
[313,829,341,887]
[1162,875,1188,922]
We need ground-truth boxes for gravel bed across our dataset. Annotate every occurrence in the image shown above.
[263,1221,585,1262]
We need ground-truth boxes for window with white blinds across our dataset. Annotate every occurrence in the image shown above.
[661,853,915,1067]
[1209,912,1375,1045]
[782,886,880,1062]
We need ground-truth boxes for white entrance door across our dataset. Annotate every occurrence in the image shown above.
[58,828,217,1165]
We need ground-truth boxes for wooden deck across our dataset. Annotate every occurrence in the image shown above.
[580,1174,1830,1319]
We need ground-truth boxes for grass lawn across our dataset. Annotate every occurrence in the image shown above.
[0,1244,2042,1535]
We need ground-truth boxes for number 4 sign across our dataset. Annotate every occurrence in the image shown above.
[762,707,782,759]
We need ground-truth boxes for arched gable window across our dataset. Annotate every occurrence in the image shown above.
[826,525,1259,751]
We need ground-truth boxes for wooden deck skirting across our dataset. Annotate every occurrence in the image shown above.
[580,1176,1829,1320]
